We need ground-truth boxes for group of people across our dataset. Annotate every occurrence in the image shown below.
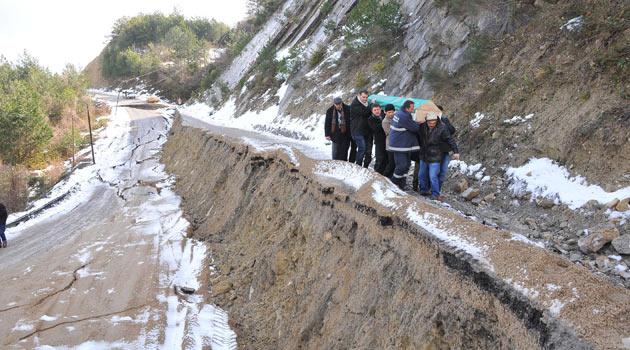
[0,203,8,248]
[324,90,460,200]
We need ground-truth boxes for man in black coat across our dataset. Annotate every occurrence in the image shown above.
[436,104,456,191]
[367,103,388,175]
[418,114,460,200]
[325,97,352,161]
[349,90,373,168]
[0,202,8,248]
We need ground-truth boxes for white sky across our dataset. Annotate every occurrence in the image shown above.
[0,0,249,73]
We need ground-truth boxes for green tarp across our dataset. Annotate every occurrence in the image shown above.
[368,94,431,111]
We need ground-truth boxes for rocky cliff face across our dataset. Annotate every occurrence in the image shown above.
[161,116,630,349]
[203,0,626,188]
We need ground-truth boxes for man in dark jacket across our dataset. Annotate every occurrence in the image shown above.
[367,103,387,175]
[350,90,372,168]
[389,100,421,189]
[325,97,352,161]
[0,202,8,248]
[436,104,456,191]
[381,104,396,178]
[419,113,460,200]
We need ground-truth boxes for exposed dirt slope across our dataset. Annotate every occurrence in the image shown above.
[162,117,630,349]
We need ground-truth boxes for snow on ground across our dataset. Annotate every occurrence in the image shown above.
[180,98,329,160]
[314,161,373,190]
[470,112,486,128]
[406,205,494,271]
[506,158,630,214]
[241,137,300,166]
[13,98,236,349]
[503,113,534,125]
[561,16,584,32]
[6,103,133,238]
[449,160,486,180]
[371,180,405,209]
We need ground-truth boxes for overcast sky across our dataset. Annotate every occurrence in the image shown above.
[0,0,248,73]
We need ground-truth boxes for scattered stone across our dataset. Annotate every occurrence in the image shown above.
[213,280,233,296]
[612,235,630,255]
[495,179,504,187]
[455,178,469,193]
[461,187,480,201]
[583,199,601,210]
[179,286,196,295]
[323,231,333,241]
[483,193,496,202]
[595,256,612,270]
[536,198,556,209]
[578,225,620,254]
[616,198,630,212]
[471,197,482,206]
[569,252,582,262]
[273,251,290,275]
[605,198,620,209]
[326,273,332,279]
[524,218,537,230]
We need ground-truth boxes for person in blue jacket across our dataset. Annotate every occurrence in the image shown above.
[388,100,421,189]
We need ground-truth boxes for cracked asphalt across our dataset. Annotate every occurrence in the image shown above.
[0,103,181,348]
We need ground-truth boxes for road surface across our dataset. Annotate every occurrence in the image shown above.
[0,98,235,349]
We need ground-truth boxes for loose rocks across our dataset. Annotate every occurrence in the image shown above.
[578,225,620,254]
[612,235,630,255]
[461,187,480,201]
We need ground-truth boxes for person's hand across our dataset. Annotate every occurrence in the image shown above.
[452,153,460,161]
[325,136,331,141]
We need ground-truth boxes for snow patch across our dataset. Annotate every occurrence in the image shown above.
[506,157,630,212]
[503,114,534,125]
[314,161,373,190]
[371,181,405,209]
[406,206,493,271]
[469,112,486,128]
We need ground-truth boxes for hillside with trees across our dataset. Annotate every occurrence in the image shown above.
[0,54,106,211]
[85,12,230,100]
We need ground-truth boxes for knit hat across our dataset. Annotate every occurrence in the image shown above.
[333,97,343,104]
[426,112,439,121]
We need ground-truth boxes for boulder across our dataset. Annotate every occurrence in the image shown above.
[615,198,629,212]
[583,199,601,210]
[612,235,630,255]
[455,178,469,193]
[578,225,620,254]
[461,187,480,201]
[536,198,556,209]
[605,198,620,209]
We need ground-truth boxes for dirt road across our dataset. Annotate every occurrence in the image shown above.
[0,101,235,349]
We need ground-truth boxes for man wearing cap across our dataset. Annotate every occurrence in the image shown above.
[325,97,352,161]
[388,100,421,190]
[419,113,460,200]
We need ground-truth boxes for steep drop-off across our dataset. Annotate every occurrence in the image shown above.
[161,116,630,349]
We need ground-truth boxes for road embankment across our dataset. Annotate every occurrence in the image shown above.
[162,116,629,349]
